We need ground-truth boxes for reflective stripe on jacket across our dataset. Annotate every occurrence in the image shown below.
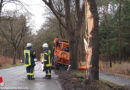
[44,49,52,67]
[24,48,36,67]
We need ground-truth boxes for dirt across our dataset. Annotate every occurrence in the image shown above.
[55,70,129,90]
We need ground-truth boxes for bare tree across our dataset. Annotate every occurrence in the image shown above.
[42,0,84,69]
[84,0,99,80]
[0,14,27,64]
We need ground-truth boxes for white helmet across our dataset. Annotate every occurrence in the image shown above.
[26,43,32,47]
[42,43,48,48]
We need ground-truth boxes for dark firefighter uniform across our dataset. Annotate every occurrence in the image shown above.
[24,47,36,80]
[43,48,52,79]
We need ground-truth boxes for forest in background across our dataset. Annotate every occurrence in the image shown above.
[0,0,129,68]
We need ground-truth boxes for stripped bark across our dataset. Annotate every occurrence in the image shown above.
[85,0,99,80]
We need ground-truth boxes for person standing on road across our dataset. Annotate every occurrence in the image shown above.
[24,43,36,80]
[42,43,52,79]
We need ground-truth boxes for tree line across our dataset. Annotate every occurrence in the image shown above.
[0,0,129,81]
[0,0,32,64]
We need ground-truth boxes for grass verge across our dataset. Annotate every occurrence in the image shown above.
[0,63,24,69]
[55,69,128,90]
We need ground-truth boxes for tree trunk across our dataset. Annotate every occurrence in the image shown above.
[64,0,79,69]
[107,31,112,67]
[85,0,99,80]
[13,47,17,64]
[0,0,3,16]
[58,22,65,38]
[69,31,80,69]
[118,0,122,64]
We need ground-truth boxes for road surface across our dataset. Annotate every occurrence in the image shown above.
[0,62,62,90]
[100,72,130,86]
[0,63,130,90]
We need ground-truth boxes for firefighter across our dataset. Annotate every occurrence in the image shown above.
[42,43,52,79]
[24,43,36,80]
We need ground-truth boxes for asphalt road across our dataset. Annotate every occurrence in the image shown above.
[0,63,130,90]
[99,72,130,86]
[0,62,62,90]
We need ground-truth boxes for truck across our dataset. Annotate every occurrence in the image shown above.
[52,38,70,70]
[52,38,86,70]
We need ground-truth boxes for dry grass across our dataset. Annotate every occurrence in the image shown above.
[0,55,12,66]
[0,63,24,69]
[0,55,22,68]
[100,61,130,77]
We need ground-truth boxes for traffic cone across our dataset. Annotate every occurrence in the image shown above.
[0,76,3,83]
[0,76,5,87]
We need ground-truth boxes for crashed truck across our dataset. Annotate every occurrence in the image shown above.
[52,38,86,70]
[52,38,70,70]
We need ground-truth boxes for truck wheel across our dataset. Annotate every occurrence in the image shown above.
[56,64,60,70]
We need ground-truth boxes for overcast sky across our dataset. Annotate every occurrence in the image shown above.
[3,0,47,34]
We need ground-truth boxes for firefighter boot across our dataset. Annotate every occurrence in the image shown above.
[30,75,35,80]
[27,75,31,80]
[43,75,48,79]
[48,75,51,79]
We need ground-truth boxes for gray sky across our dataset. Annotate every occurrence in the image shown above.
[3,0,47,34]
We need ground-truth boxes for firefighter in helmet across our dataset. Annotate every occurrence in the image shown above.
[24,43,36,80]
[42,43,52,79]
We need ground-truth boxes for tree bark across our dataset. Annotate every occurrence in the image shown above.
[0,0,3,21]
[0,0,3,16]
[69,30,80,69]
[107,31,112,67]
[85,0,99,80]
[58,20,65,38]
[64,0,79,69]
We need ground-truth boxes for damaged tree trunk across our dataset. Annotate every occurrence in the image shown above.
[85,0,99,80]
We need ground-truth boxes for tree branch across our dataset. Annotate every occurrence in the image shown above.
[76,1,84,32]
[75,0,80,21]
[42,0,66,29]
[15,22,26,49]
